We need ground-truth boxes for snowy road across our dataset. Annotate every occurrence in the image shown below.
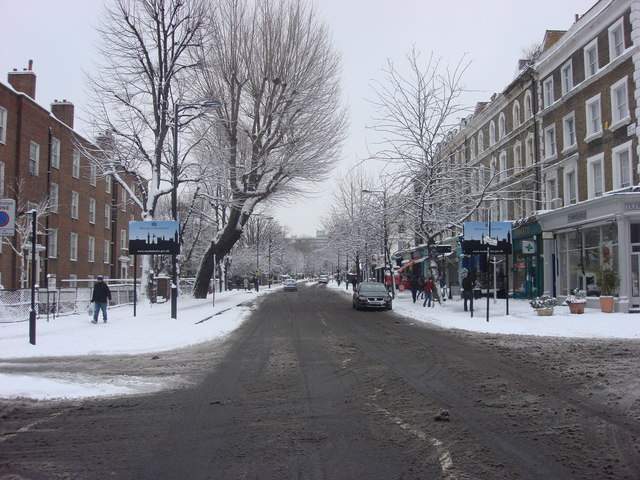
[1,284,640,479]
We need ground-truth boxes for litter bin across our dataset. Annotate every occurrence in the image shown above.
[449,281,460,299]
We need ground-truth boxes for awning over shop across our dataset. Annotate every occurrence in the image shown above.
[396,257,427,273]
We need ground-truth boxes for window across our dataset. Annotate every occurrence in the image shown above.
[121,190,127,212]
[564,166,578,205]
[105,204,111,229]
[512,101,521,128]
[90,163,97,186]
[584,39,598,78]
[50,182,59,213]
[70,233,78,261]
[543,77,554,108]
[489,121,496,145]
[514,143,522,172]
[104,240,110,264]
[610,77,629,127]
[524,91,533,119]
[88,236,95,263]
[587,154,605,198]
[498,113,506,140]
[470,137,476,159]
[525,135,534,167]
[546,175,558,209]
[0,162,4,197]
[72,150,80,178]
[585,94,602,139]
[609,18,625,60]
[29,142,40,175]
[499,151,508,181]
[120,229,127,250]
[562,112,577,152]
[478,131,484,153]
[89,198,96,224]
[71,191,79,219]
[48,229,58,258]
[105,175,112,194]
[50,137,60,169]
[0,106,6,143]
[612,141,633,189]
[544,124,556,159]
[561,61,573,95]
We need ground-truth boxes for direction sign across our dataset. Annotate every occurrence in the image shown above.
[0,199,16,236]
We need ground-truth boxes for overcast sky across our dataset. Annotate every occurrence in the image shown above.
[0,0,596,237]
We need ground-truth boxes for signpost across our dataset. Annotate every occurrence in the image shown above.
[0,199,16,236]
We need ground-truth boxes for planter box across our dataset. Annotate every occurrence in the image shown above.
[600,296,615,313]
[536,308,554,316]
[567,302,586,314]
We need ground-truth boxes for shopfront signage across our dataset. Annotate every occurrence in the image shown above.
[521,240,536,254]
[625,202,640,211]
[568,211,587,223]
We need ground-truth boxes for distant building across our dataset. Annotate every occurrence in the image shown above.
[0,61,142,289]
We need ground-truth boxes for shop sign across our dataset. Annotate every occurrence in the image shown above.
[521,240,536,254]
[625,202,640,211]
[568,211,587,223]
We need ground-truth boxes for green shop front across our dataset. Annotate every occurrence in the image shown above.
[511,219,543,299]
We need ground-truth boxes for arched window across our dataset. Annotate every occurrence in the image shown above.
[498,113,506,139]
[524,91,533,119]
[470,137,476,159]
[478,131,484,153]
[489,121,496,145]
[512,101,521,128]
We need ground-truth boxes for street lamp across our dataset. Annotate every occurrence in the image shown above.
[252,213,273,292]
[172,100,221,319]
[362,189,395,299]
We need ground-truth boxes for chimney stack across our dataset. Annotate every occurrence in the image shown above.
[51,99,75,129]
[7,59,36,99]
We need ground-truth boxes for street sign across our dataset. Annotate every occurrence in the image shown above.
[0,199,16,236]
[129,221,180,254]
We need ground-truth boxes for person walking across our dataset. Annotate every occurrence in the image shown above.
[410,275,419,303]
[423,277,434,307]
[417,276,425,299]
[462,273,474,312]
[243,277,249,291]
[90,275,112,324]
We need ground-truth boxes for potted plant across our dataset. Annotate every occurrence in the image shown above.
[594,264,619,313]
[565,288,587,314]
[529,295,557,316]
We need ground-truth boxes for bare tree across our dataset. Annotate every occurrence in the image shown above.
[190,0,347,297]
[368,48,530,302]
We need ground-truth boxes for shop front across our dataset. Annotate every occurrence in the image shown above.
[538,189,640,313]
[511,219,543,300]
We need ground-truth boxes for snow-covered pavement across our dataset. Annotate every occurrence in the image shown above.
[1,281,638,400]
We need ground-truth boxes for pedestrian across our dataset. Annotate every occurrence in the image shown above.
[337,274,342,287]
[439,275,447,302]
[423,277,434,307]
[253,275,259,292]
[351,275,357,291]
[418,276,425,299]
[90,275,111,324]
[462,273,474,312]
[243,277,249,291]
[410,275,419,303]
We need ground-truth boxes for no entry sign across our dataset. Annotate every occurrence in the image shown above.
[0,199,15,236]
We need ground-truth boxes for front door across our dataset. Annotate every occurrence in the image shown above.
[631,252,640,309]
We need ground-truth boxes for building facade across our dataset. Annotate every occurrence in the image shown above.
[0,62,141,289]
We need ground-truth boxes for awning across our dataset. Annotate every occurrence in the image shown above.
[396,257,427,273]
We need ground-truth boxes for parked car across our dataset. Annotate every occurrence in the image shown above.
[352,282,392,311]
[283,279,298,292]
[318,275,329,284]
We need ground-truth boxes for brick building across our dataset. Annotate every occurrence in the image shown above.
[0,61,141,289]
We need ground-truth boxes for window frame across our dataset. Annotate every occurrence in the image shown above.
[563,160,579,205]
[29,141,40,176]
[489,121,496,145]
[88,236,95,263]
[608,17,625,60]
[104,240,111,264]
[498,113,506,140]
[585,94,602,141]
[543,76,554,108]
[512,101,521,128]
[89,198,96,224]
[50,182,59,213]
[48,229,58,259]
[524,91,533,119]
[0,106,6,144]
[561,60,573,95]
[612,140,633,189]
[544,124,557,160]
[104,204,111,229]
[610,76,629,129]
[70,232,78,261]
[72,150,81,178]
[51,137,60,169]
[584,38,599,78]
[562,112,577,153]
[587,153,605,198]
[71,191,79,219]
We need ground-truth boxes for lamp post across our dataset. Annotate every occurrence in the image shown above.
[362,189,395,298]
[172,100,221,319]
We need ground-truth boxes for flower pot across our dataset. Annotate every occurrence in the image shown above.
[567,302,585,314]
[536,307,554,316]
[599,296,615,313]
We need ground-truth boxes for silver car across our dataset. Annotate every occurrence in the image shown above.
[283,279,298,292]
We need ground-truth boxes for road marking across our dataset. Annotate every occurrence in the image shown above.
[0,404,78,443]
[368,390,455,478]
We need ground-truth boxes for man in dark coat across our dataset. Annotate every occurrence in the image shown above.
[91,275,112,324]
[462,273,474,312]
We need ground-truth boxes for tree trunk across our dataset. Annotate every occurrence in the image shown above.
[192,222,244,298]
